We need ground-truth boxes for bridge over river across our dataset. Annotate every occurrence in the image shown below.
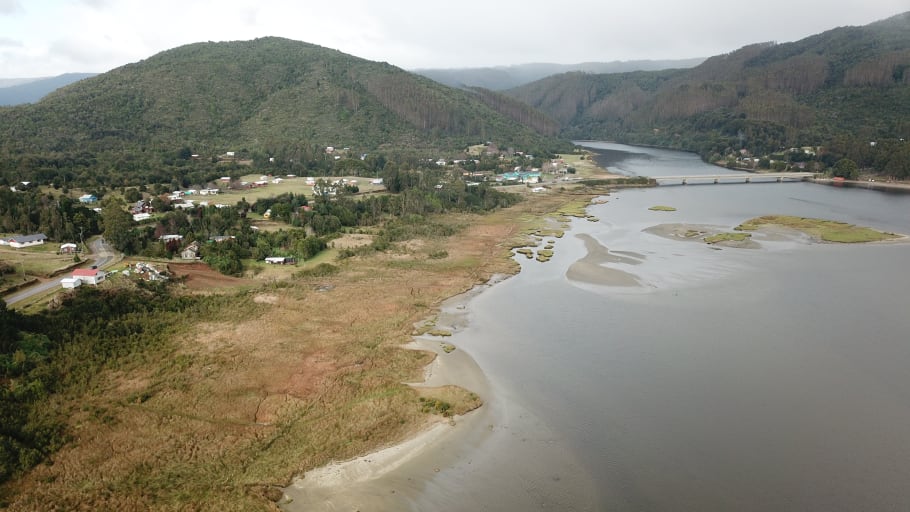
[651,172,817,185]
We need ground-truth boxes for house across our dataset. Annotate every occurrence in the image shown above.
[133,212,151,222]
[159,234,184,242]
[265,256,296,265]
[61,277,82,289]
[72,268,106,285]
[181,241,200,260]
[8,233,47,248]
[79,194,97,204]
[60,243,78,254]
[130,200,154,215]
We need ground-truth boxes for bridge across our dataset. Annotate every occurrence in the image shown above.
[651,172,817,185]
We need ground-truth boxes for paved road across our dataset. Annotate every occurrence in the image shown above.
[3,238,117,306]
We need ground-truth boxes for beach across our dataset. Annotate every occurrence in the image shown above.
[281,279,599,511]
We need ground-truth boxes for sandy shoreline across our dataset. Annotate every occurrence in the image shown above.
[280,273,600,511]
[279,281,499,511]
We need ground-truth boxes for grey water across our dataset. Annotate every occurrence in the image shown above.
[449,142,910,511]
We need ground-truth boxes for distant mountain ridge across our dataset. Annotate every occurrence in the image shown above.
[506,12,910,163]
[0,73,96,105]
[414,58,706,90]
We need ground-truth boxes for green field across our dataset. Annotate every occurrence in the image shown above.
[0,243,78,277]
[210,174,388,206]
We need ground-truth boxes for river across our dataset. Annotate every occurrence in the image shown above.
[291,143,910,511]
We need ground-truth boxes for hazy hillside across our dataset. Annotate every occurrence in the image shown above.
[508,12,910,166]
[0,73,96,106]
[0,38,565,187]
[414,58,705,90]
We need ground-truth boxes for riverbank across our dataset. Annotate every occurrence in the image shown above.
[277,161,624,510]
[282,274,601,511]
[280,282,495,510]
[812,177,910,193]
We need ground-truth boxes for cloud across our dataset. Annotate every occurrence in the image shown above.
[0,0,23,15]
[0,0,908,77]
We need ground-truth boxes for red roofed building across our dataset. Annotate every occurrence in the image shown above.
[72,268,107,286]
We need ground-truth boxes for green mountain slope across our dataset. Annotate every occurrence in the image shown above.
[508,12,910,169]
[0,38,563,187]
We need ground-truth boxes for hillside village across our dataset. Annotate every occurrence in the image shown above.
[1,142,588,303]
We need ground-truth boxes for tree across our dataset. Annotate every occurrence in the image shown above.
[832,158,859,179]
[123,188,142,203]
[100,197,136,253]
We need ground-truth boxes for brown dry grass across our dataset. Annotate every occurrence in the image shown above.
[167,261,254,290]
[2,187,601,511]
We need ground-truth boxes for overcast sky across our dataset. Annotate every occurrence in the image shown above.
[0,0,907,78]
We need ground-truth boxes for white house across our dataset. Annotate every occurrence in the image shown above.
[8,234,47,248]
[181,241,200,260]
[265,256,295,264]
[72,268,106,285]
[78,194,97,203]
[60,243,78,254]
[61,277,82,289]
[133,212,151,222]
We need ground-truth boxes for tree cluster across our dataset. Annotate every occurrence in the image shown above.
[0,189,101,243]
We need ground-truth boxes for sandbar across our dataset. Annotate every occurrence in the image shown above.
[566,233,644,287]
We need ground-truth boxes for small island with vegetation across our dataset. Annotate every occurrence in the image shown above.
[735,215,902,243]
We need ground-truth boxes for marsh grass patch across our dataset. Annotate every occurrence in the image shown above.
[736,215,899,243]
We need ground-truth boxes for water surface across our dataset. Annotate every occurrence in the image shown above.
[448,143,910,511]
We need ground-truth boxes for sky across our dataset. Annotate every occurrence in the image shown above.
[0,0,907,78]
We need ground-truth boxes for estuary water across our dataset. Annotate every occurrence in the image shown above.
[289,143,910,511]
[447,143,910,511]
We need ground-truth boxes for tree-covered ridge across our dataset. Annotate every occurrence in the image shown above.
[507,12,910,177]
[0,37,566,189]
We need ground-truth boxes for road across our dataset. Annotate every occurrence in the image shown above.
[3,238,118,306]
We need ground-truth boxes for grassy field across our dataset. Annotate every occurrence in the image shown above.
[557,151,610,179]
[212,174,387,206]
[736,215,901,243]
[0,243,79,279]
[2,184,605,510]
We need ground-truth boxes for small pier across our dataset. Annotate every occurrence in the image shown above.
[651,172,816,186]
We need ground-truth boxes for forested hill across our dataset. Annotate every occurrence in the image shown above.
[0,37,564,187]
[507,12,910,173]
